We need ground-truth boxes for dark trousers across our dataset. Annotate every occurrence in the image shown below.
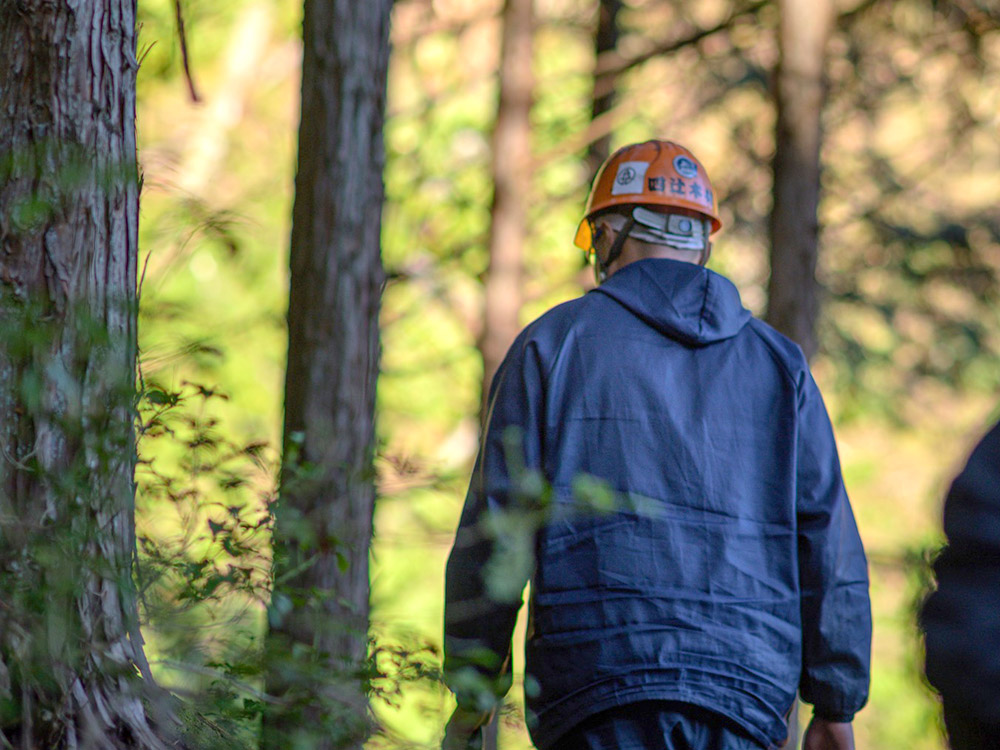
[550,701,765,750]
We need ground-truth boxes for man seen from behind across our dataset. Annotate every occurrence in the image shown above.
[444,140,872,750]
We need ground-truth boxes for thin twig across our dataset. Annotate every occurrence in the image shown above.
[0,444,35,472]
[152,660,279,703]
[173,0,200,102]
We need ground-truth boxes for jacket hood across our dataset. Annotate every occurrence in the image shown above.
[594,258,751,345]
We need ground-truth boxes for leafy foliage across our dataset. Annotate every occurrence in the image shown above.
[125,0,1000,747]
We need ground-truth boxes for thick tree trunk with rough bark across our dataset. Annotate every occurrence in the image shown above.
[765,0,834,362]
[479,0,533,409]
[586,0,622,183]
[261,1,390,749]
[0,2,172,749]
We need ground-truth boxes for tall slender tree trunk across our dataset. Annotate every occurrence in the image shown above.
[578,0,622,291]
[261,1,391,749]
[765,0,834,363]
[478,2,533,747]
[586,0,623,183]
[479,0,534,410]
[0,3,172,749]
[768,1,834,741]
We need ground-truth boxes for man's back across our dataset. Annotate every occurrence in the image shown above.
[446,258,870,749]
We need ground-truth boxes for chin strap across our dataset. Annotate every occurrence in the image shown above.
[698,241,711,266]
[595,214,636,285]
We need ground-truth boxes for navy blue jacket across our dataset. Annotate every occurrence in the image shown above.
[922,420,1000,724]
[445,259,871,749]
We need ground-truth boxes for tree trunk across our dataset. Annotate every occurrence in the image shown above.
[768,6,835,748]
[765,0,834,362]
[0,2,172,749]
[478,3,534,747]
[261,1,391,748]
[479,0,534,410]
[586,0,623,183]
[577,0,622,291]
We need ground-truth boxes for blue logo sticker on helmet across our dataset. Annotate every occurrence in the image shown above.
[673,155,698,179]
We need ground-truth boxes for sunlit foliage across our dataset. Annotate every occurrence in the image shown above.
[128,0,1000,747]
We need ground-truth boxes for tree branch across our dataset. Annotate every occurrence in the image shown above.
[173,0,200,102]
[596,0,769,77]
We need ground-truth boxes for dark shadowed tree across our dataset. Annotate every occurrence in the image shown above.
[586,0,623,184]
[765,0,835,362]
[0,2,175,748]
[770,2,835,742]
[576,0,622,293]
[767,1,835,743]
[261,0,391,749]
[479,0,534,412]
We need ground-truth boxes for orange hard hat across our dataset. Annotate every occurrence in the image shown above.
[574,140,722,252]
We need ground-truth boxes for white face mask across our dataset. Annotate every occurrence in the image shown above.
[606,207,709,251]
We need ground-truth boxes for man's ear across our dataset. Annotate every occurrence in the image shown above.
[592,219,613,256]
[593,218,612,244]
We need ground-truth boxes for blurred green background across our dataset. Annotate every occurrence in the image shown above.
[133,0,1000,747]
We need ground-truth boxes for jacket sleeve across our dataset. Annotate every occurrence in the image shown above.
[795,370,872,721]
[444,333,546,712]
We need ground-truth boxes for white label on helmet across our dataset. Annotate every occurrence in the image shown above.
[673,155,698,179]
[611,161,649,195]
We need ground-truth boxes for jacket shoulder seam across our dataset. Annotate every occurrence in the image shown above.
[745,320,804,389]
[522,294,597,382]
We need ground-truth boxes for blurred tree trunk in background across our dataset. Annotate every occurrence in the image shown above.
[479,3,534,746]
[769,0,834,739]
[0,2,174,748]
[479,0,534,412]
[769,3,835,744]
[262,0,391,748]
[586,0,623,184]
[765,0,834,363]
[578,0,622,290]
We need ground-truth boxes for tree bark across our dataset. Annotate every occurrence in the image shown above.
[586,0,623,184]
[479,0,534,411]
[0,2,172,749]
[768,4,834,744]
[577,0,622,291]
[477,3,534,747]
[261,1,391,748]
[765,0,834,363]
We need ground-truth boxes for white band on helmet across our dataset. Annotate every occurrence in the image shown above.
[630,207,707,250]
[603,207,708,251]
